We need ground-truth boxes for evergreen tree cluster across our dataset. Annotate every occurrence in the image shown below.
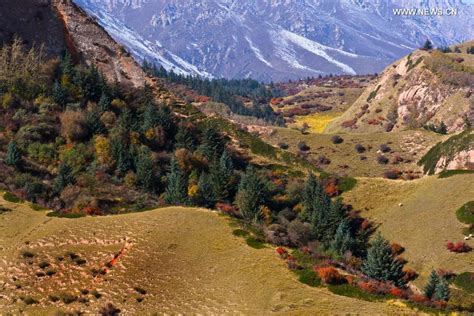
[300,174,356,255]
[423,270,450,301]
[142,61,284,125]
[467,46,474,54]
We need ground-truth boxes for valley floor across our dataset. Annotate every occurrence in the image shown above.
[0,199,416,315]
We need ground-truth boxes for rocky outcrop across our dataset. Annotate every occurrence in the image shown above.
[53,0,148,88]
[326,47,473,134]
[435,150,474,173]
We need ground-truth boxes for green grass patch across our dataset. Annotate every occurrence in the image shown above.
[328,284,385,302]
[232,229,250,237]
[456,201,474,225]
[3,192,23,203]
[30,203,48,211]
[47,211,85,219]
[291,249,314,269]
[245,236,266,249]
[418,130,473,175]
[294,269,321,287]
[453,272,474,293]
[338,177,357,192]
[438,169,474,178]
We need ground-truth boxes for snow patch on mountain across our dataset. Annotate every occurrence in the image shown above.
[245,36,272,68]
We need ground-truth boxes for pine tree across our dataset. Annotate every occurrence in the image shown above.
[300,173,332,241]
[331,218,355,256]
[424,270,439,299]
[5,141,21,168]
[135,147,155,192]
[362,233,406,287]
[437,122,447,135]
[111,138,132,175]
[200,127,224,161]
[175,124,195,150]
[82,65,103,102]
[86,108,106,135]
[423,39,433,50]
[53,163,75,193]
[326,198,346,243]
[98,93,111,112]
[196,172,216,208]
[236,167,267,222]
[434,277,450,301]
[211,149,234,201]
[60,52,75,78]
[165,158,188,205]
[52,80,67,108]
[142,103,158,132]
[156,105,175,139]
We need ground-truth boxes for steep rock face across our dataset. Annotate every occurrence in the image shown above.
[53,0,148,88]
[326,47,474,134]
[74,0,473,81]
[0,0,67,56]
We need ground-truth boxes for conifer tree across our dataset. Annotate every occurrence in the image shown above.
[86,108,106,135]
[98,93,111,112]
[331,218,355,256]
[5,141,21,168]
[211,149,234,201]
[200,127,224,161]
[60,52,75,78]
[236,167,267,222]
[135,147,155,192]
[52,80,67,108]
[301,173,332,240]
[175,124,195,150]
[424,270,439,299]
[362,233,406,287]
[196,172,216,208]
[142,103,158,132]
[434,277,450,301]
[53,163,75,193]
[437,121,447,135]
[326,198,346,243]
[423,39,433,50]
[165,157,188,205]
[156,105,175,139]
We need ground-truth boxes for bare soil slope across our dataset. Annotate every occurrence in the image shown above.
[0,199,415,315]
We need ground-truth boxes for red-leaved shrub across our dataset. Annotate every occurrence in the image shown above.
[410,294,429,304]
[389,287,405,298]
[276,247,288,259]
[357,280,392,295]
[446,241,472,253]
[315,266,346,285]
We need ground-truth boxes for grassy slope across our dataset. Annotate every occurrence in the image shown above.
[342,174,474,286]
[264,127,443,178]
[0,198,414,315]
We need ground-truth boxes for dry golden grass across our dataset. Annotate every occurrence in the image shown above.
[0,197,415,315]
[264,127,444,178]
[343,174,474,287]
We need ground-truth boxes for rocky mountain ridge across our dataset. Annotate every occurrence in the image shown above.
[74,0,474,81]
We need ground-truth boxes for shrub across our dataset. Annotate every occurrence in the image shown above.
[60,110,89,142]
[402,268,418,282]
[22,296,38,305]
[379,144,391,153]
[456,201,474,224]
[389,287,405,298]
[390,243,405,256]
[59,293,77,304]
[357,280,392,295]
[446,241,471,253]
[21,250,35,258]
[287,219,312,247]
[315,266,346,285]
[276,247,288,258]
[331,135,344,144]
[383,170,401,180]
[377,155,389,164]
[38,261,50,269]
[99,303,121,316]
[297,141,310,151]
[246,236,265,249]
[134,287,147,295]
[410,294,429,304]
[278,142,289,150]
[4,192,23,203]
[355,144,366,153]
[296,269,321,287]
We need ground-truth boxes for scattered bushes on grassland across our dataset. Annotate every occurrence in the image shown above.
[355,144,366,153]
[377,155,389,164]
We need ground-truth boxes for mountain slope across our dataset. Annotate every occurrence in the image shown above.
[74,0,474,81]
[325,45,474,133]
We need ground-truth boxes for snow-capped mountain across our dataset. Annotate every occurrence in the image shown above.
[74,0,474,81]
